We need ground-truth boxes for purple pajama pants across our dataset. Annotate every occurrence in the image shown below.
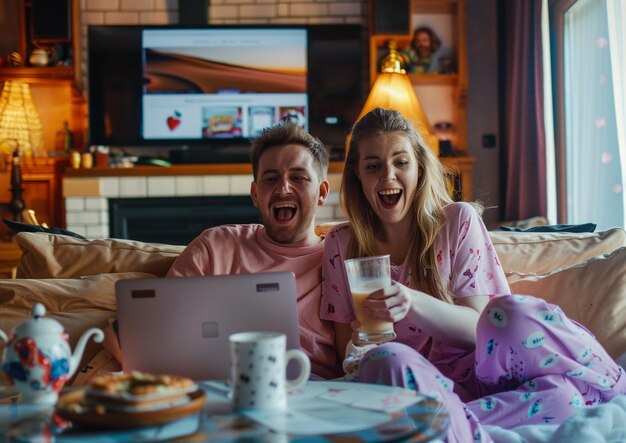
[356,295,626,443]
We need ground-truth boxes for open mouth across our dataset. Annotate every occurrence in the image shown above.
[274,203,297,221]
[378,189,402,207]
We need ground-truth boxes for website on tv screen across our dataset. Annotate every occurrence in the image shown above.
[142,28,308,140]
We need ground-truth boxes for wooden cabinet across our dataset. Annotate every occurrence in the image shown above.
[21,156,69,228]
[1,0,77,70]
[0,0,85,153]
[0,156,69,239]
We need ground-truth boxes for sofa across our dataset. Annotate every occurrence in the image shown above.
[1,227,625,386]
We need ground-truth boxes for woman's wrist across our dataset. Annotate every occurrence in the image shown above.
[404,289,430,324]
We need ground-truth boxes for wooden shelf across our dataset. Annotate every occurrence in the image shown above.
[0,66,74,82]
[407,73,458,85]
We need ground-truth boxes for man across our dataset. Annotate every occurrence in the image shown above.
[404,26,444,74]
[167,121,341,379]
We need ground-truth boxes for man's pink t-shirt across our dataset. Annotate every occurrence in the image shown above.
[320,202,511,387]
[168,224,342,380]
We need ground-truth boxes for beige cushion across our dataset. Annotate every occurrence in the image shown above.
[15,232,185,279]
[490,228,626,275]
[508,247,626,359]
[15,228,625,279]
[0,272,154,384]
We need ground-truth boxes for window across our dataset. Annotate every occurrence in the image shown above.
[546,0,626,230]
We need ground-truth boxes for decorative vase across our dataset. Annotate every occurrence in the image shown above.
[29,49,49,67]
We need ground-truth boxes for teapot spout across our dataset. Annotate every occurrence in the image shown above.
[69,328,104,377]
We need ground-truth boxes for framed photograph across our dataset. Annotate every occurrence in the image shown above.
[401,13,457,74]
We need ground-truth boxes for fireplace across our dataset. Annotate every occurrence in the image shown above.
[63,170,342,240]
[109,196,260,245]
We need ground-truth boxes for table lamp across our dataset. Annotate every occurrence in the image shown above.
[0,80,44,159]
[357,40,439,156]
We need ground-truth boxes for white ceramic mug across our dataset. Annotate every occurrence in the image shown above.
[229,331,310,411]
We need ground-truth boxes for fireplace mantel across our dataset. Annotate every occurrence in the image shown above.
[64,162,345,177]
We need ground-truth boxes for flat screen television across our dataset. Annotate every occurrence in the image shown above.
[87,24,365,163]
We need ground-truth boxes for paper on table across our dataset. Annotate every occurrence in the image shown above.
[317,387,421,413]
[242,381,422,435]
[243,404,390,435]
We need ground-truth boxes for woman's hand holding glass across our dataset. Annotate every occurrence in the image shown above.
[344,255,397,344]
[360,282,412,322]
[350,282,412,345]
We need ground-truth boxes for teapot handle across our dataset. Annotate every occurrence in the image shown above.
[69,327,104,377]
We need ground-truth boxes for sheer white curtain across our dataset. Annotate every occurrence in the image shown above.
[607,0,626,224]
[542,0,557,225]
[562,0,623,230]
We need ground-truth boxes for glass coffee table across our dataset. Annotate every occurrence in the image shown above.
[0,381,449,442]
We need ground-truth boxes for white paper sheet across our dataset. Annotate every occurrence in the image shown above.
[242,381,423,435]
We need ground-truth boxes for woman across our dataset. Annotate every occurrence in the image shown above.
[320,108,625,442]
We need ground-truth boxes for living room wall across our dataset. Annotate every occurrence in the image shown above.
[465,0,501,226]
[76,0,502,225]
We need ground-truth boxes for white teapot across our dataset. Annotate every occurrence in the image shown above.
[0,303,104,404]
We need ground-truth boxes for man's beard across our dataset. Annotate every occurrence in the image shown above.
[261,210,315,245]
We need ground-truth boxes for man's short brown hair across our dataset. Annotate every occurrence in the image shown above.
[250,121,329,181]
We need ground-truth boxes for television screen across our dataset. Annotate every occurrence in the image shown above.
[88,24,364,162]
[142,28,307,140]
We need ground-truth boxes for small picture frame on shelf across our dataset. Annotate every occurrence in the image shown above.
[401,14,457,75]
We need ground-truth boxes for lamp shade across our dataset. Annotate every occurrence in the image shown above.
[357,40,439,156]
[0,81,44,157]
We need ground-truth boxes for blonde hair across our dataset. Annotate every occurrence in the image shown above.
[341,107,454,303]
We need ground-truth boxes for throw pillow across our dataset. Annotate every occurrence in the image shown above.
[490,227,626,275]
[507,247,626,359]
[14,232,185,279]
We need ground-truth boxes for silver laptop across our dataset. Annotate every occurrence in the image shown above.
[115,272,300,380]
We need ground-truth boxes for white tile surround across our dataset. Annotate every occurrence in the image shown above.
[64,173,345,239]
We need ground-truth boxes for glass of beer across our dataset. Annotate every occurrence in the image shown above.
[343,255,396,344]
